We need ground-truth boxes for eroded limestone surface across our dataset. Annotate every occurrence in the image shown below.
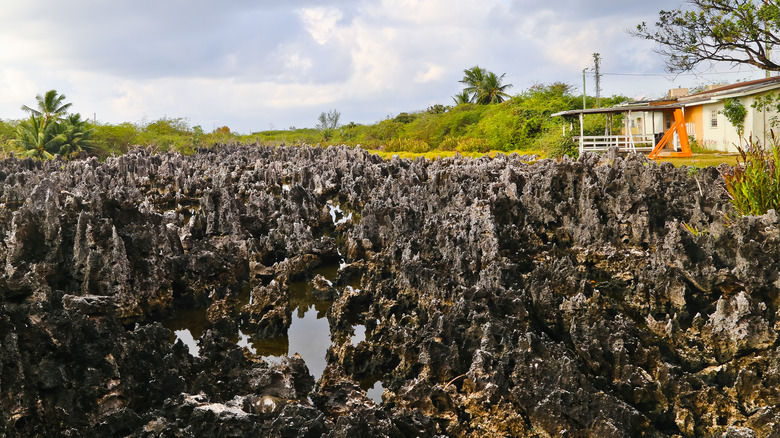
[0,146,778,437]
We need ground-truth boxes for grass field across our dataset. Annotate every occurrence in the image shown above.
[364,149,544,160]
[655,153,739,167]
[365,148,739,168]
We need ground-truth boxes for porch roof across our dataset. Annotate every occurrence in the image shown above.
[551,102,683,118]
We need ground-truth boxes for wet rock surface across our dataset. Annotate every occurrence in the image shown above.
[0,145,778,437]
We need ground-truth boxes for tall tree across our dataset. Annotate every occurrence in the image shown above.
[13,90,95,160]
[474,71,513,104]
[452,90,472,105]
[57,113,96,158]
[21,90,73,125]
[315,109,341,131]
[459,66,513,104]
[13,115,63,160]
[632,0,780,73]
[459,66,487,101]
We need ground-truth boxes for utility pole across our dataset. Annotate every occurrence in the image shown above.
[766,0,773,78]
[593,53,602,107]
[582,68,588,110]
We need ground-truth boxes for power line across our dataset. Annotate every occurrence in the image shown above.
[589,70,763,77]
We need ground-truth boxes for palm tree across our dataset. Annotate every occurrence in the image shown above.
[12,115,65,160]
[459,66,486,102]
[459,66,513,104]
[452,90,472,105]
[21,90,72,125]
[14,90,95,160]
[57,114,96,158]
[474,71,513,104]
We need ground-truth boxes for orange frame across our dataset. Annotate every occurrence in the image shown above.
[647,108,692,159]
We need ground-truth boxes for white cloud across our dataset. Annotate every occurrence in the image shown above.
[299,7,344,45]
[0,0,768,132]
[415,64,445,83]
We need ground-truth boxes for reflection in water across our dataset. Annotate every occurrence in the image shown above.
[235,329,256,354]
[164,260,370,386]
[164,307,210,357]
[286,306,331,380]
[252,335,288,358]
[173,329,200,357]
[327,202,352,226]
[352,324,366,344]
[366,380,384,403]
[273,264,336,380]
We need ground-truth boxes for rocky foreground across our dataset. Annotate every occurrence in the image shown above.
[0,145,778,437]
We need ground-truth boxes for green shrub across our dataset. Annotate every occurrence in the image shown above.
[91,122,140,156]
[385,138,430,153]
[721,134,780,215]
[456,137,489,153]
[722,98,747,139]
[364,119,405,142]
[0,119,19,151]
[439,135,459,151]
[540,130,578,158]
[393,112,417,124]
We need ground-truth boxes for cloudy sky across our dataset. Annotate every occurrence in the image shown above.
[0,0,771,133]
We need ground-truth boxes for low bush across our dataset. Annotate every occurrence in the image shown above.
[542,131,578,158]
[721,134,780,215]
[455,137,489,153]
[385,138,431,153]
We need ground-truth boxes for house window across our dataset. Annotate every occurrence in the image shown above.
[710,110,718,128]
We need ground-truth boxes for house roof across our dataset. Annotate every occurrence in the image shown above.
[677,75,780,106]
[552,75,780,117]
[551,102,682,117]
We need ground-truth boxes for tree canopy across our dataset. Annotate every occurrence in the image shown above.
[22,90,73,125]
[457,66,513,104]
[12,90,94,159]
[632,0,780,73]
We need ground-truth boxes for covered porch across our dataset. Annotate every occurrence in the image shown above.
[552,103,692,158]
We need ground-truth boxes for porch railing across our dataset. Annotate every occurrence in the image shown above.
[573,134,657,154]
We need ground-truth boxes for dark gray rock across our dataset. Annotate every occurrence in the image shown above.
[0,145,777,437]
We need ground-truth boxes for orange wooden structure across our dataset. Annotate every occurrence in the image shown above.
[647,108,692,159]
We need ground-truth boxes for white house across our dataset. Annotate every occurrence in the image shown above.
[553,76,780,156]
[676,76,780,152]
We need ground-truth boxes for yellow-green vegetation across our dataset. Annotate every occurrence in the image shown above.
[366,148,544,161]
[657,153,739,168]
[1,84,706,163]
[313,83,628,156]
[0,119,17,158]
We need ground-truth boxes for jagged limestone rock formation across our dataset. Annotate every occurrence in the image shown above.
[0,146,778,437]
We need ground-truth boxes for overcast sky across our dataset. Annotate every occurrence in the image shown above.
[0,0,772,133]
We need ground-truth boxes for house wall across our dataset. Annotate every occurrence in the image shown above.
[690,91,780,152]
[748,91,780,146]
[684,106,703,142]
[639,112,666,135]
[627,111,665,136]
[700,101,736,152]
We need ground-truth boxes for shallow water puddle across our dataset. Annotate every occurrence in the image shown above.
[352,324,366,344]
[164,307,211,357]
[262,264,337,379]
[163,260,379,399]
[235,329,256,354]
[365,380,384,403]
[327,201,352,225]
[172,329,200,357]
[285,305,331,379]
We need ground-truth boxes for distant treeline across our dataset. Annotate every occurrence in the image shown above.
[0,83,628,159]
